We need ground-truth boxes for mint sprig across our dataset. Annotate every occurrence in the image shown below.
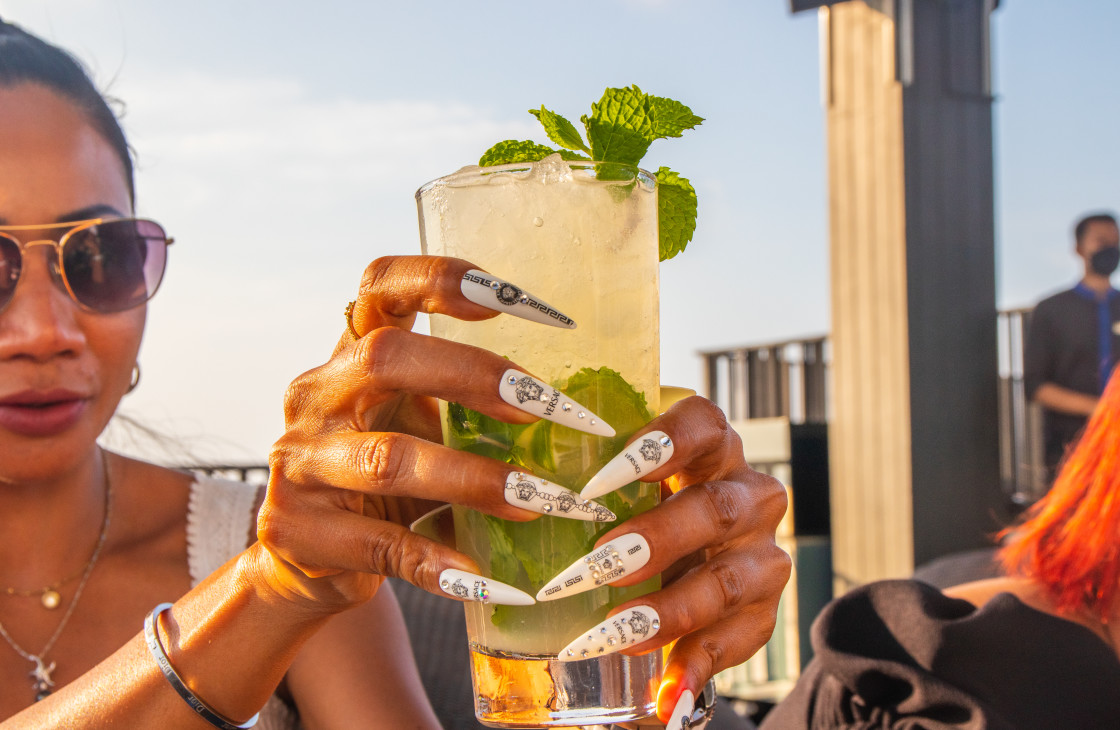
[480,85,702,261]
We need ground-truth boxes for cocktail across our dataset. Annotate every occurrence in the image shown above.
[418,155,662,726]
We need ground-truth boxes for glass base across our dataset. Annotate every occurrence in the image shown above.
[469,645,661,728]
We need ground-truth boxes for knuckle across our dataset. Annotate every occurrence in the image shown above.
[700,481,741,535]
[698,637,726,673]
[707,560,747,612]
[358,256,396,296]
[353,433,409,492]
[351,326,396,375]
[362,529,403,576]
[281,371,316,423]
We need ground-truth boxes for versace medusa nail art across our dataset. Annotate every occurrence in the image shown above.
[498,369,616,437]
[437,569,535,606]
[536,533,651,601]
[504,472,617,522]
[667,689,696,730]
[579,431,674,500]
[557,605,661,662]
[461,269,577,329]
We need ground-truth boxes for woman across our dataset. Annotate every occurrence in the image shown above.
[761,374,1120,728]
[0,17,790,730]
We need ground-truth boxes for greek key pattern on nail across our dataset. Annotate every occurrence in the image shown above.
[505,472,616,522]
[537,533,650,601]
[461,270,577,329]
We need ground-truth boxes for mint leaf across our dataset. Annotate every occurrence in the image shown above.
[480,85,701,258]
[479,140,589,166]
[654,167,697,261]
[529,106,590,153]
[583,85,654,166]
[647,95,705,138]
[479,140,560,166]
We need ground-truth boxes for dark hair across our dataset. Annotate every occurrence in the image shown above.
[0,17,135,202]
[1074,212,1118,245]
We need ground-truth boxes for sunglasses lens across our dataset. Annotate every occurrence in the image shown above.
[0,235,21,310]
[0,236,19,309]
[63,220,168,312]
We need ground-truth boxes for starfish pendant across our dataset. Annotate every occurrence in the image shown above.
[29,655,56,701]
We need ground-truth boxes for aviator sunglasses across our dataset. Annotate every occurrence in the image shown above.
[0,218,172,314]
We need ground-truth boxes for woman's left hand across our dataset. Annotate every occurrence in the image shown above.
[560,396,791,726]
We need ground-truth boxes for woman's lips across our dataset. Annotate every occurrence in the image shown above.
[0,392,88,437]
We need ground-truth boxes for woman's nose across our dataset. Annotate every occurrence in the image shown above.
[0,249,86,361]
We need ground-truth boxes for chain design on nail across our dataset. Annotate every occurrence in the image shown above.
[506,473,614,521]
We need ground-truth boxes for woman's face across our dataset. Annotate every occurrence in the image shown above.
[0,84,141,482]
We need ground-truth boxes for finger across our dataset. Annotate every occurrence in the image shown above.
[271,429,617,523]
[536,472,787,600]
[308,326,617,436]
[257,501,535,606]
[553,538,789,663]
[348,255,577,335]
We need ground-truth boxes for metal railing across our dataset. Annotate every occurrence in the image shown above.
[699,308,1045,507]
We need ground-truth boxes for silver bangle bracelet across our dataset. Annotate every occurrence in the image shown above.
[143,603,260,729]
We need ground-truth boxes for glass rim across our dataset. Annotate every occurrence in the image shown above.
[415,159,656,199]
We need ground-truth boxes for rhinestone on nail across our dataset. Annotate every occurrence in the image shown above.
[661,436,672,447]
[581,650,589,658]
[562,403,572,412]
[507,376,517,385]
[543,504,553,512]
[577,412,586,419]
[652,619,661,630]
[607,637,616,646]
[491,281,501,290]
[519,294,529,303]
[441,580,450,589]
[600,627,608,634]
[590,419,597,426]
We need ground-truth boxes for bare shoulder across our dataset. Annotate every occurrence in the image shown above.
[943,576,1040,608]
[109,454,194,547]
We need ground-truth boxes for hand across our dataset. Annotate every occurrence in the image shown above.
[256,255,603,614]
[552,397,791,725]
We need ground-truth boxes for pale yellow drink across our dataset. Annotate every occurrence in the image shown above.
[418,156,661,726]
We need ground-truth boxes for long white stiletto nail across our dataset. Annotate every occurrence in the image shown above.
[438,569,535,606]
[499,370,615,437]
[505,472,616,522]
[536,534,651,601]
[461,269,577,329]
[557,605,661,662]
[580,431,674,500]
[667,689,695,730]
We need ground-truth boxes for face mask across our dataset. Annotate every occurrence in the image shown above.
[1090,247,1120,276]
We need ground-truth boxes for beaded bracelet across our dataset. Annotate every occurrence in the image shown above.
[144,603,260,729]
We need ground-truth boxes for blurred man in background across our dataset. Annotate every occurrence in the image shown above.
[1025,211,1120,485]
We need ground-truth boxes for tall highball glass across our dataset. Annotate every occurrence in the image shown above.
[417,156,662,727]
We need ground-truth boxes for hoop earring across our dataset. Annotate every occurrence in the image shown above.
[127,364,141,394]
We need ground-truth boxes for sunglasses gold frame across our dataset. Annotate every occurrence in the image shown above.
[0,218,174,313]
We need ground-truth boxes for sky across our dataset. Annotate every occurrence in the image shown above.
[1,0,1117,465]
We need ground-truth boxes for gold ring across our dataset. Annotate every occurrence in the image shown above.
[344,300,361,340]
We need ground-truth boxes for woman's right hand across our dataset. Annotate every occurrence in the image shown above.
[255,255,581,615]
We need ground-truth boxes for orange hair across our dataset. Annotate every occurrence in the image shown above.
[1000,370,1120,622]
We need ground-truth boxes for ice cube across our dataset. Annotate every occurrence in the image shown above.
[527,153,573,184]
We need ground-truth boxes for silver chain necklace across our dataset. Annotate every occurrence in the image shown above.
[0,451,112,701]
